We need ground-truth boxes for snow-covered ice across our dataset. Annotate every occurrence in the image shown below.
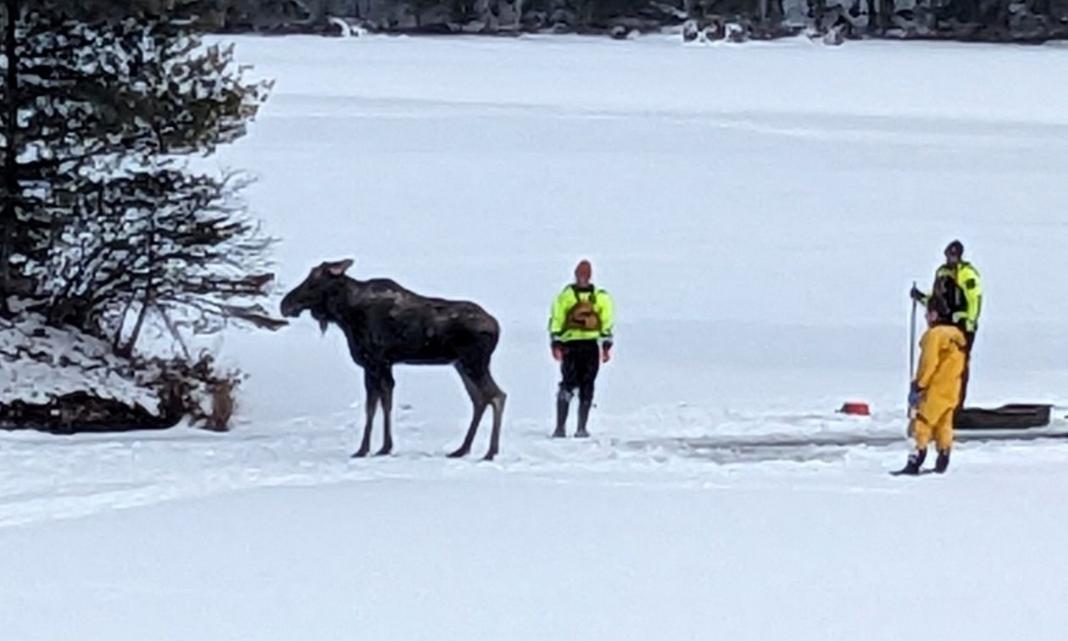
[3,34,1068,640]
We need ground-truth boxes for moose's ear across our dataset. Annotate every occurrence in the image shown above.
[324,258,354,277]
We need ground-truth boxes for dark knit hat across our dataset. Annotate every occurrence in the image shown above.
[927,296,952,324]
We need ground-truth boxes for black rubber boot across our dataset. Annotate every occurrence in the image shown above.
[893,448,927,476]
[553,392,569,438]
[575,400,592,438]
[934,449,951,474]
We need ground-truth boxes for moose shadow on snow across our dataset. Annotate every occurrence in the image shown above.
[281,259,506,460]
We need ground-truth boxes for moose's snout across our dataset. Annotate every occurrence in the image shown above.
[279,293,301,318]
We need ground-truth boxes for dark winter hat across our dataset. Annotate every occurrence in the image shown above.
[927,296,951,323]
[945,240,964,257]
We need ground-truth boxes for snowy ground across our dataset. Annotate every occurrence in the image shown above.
[4,34,1068,640]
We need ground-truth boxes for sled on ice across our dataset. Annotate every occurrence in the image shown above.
[955,404,1052,431]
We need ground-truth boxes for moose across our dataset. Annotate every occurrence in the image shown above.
[280,259,506,460]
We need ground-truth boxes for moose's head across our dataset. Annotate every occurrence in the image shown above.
[280,259,354,333]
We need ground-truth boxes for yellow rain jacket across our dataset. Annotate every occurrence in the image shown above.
[912,324,967,450]
[549,285,614,345]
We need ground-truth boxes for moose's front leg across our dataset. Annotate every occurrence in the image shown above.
[353,369,381,458]
[376,368,395,456]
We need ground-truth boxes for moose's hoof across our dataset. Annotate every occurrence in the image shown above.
[351,449,370,458]
[374,447,393,457]
[447,448,469,458]
[482,452,497,462]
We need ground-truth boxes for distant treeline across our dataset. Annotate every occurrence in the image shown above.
[188,0,1068,42]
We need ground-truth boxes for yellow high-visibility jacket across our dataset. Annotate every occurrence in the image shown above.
[548,285,614,345]
[919,262,982,332]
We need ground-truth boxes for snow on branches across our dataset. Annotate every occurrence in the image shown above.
[1,4,279,430]
[34,168,281,358]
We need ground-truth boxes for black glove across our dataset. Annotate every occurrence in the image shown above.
[910,286,925,303]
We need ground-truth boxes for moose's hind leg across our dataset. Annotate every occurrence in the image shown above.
[449,365,487,458]
[482,374,506,461]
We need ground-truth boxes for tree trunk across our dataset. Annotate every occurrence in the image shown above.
[118,298,149,358]
[112,295,136,352]
[770,0,784,24]
[879,0,894,31]
[994,0,1012,33]
[811,0,827,28]
[1,0,20,314]
[158,306,191,361]
[118,207,157,358]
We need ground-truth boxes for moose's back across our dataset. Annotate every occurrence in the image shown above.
[355,280,500,365]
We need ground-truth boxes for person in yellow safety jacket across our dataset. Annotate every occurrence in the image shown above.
[895,298,967,475]
[910,239,981,404]
[548,259,614,438]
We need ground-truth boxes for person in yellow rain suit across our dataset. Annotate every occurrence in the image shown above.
[548,259,615,438]
[895,298,967,475]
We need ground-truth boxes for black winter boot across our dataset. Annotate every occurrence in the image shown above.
[934,449,951,474]
[893,448,927,476]
[575,401,592,438]
[553,392,570,438]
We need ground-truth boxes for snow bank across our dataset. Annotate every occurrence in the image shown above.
[0,315,159,411]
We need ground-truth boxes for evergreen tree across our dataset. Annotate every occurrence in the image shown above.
[1,0,273,351]
[1,1,276,428]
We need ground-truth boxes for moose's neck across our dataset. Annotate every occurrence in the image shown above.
[321,276,366,320]
[321,277,374,361]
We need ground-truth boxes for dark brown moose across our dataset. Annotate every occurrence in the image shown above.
[280,259,506,460]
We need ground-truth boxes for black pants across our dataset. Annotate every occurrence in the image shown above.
[960,331,976,406]
[559,340,600,403]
